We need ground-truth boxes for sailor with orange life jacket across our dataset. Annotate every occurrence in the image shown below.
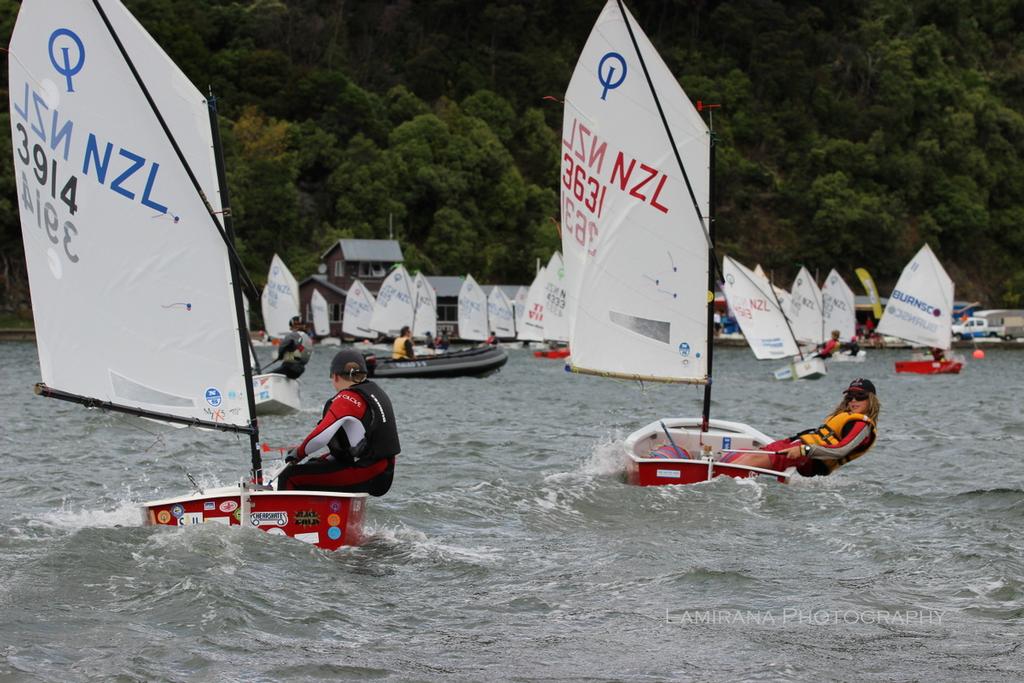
[277,349,400,496]
[722,378,879,476]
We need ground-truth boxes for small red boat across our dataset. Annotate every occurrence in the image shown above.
[144,485,367,550]
[894,359,963,374]
[624,418,795,486]
[534,347,570,359]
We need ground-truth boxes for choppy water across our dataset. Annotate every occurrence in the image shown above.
[1,341,1022,682]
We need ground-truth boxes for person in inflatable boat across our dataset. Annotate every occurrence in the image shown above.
[278,349,400,496]
[722,379,880,476]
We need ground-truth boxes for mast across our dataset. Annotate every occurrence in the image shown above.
[701,118,717,431]
[208,91,263,483]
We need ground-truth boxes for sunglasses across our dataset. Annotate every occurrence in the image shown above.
[845,391,870,401]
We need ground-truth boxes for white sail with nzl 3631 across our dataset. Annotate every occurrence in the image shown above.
[561,0,793,485]
[8,0,365,549]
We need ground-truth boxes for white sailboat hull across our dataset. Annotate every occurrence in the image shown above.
[830,350,867,363]
[773,356,827,381]
[252,374,301,414]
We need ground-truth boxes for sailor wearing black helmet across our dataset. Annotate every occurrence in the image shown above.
[721,378,880,476]
[266,316,312,379]
[277,349,400,496]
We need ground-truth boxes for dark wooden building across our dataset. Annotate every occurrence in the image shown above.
[298,239,404,338]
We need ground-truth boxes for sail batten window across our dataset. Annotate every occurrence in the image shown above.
[111,372,195,408]
[609,311,671,344]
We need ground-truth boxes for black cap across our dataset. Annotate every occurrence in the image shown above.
[846,378,876,396]
[289,315,301,326]
[330,349,368,378]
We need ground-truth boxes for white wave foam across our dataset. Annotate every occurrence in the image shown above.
[32,497,146,530]
[365,522,502,565]
[581,430,628,477]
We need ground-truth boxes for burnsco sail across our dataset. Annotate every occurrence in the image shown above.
[411,272,437,340]
[560,1,710,383]
[457,274,488,341]
[876,244,955,350]
[342,278,376,339]
[369,264,414,338]
[261,254,300,338]
[9,0,250,428]
[822,269,857,341]
[722,256,800,360]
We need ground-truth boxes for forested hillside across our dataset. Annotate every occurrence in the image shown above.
[2,0,1024,316]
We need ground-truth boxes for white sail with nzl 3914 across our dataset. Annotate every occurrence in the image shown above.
[8,0,365,549]
[560,0,794,486]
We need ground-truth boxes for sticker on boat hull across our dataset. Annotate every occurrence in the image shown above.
[204,516,230,525]
[294,532,320,544]
[204,501,215,511]
[219,500,238,513]
[295,511,319,526]
[251,511,288,527]
[656,469,681,478]
[179,512,203,526]
[156,510,171,524]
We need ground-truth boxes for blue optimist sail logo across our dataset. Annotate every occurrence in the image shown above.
[679,342,691,357]
[205,387,222,407]
[48,29,85,92]
[598,52,627,100]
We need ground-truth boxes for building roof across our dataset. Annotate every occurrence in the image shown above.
[482,284,526,300]
[321,239,404,262]
[425,275,465,299]
[299,275,348,297]
[423,277,529,300]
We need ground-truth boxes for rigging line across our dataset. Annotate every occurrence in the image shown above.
[88,0,260,302]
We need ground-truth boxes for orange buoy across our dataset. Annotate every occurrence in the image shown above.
[972,348,985,359]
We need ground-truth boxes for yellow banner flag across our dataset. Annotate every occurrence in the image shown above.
[855,268,883,318]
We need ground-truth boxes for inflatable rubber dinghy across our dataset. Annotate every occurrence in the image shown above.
[366,346,508,379]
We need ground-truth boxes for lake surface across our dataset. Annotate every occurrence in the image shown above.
[1,341,1022,682]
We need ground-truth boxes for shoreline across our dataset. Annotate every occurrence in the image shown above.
[4,328,1022,349]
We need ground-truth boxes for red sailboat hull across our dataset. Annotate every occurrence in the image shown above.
[534,348,570,359]
[143,488,367,550]
[894,360,963,374]
[627,458,792,486]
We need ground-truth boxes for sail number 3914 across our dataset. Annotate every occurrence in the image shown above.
[15,122,80,264]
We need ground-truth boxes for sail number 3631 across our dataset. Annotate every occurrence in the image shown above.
[15,122,80,264]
